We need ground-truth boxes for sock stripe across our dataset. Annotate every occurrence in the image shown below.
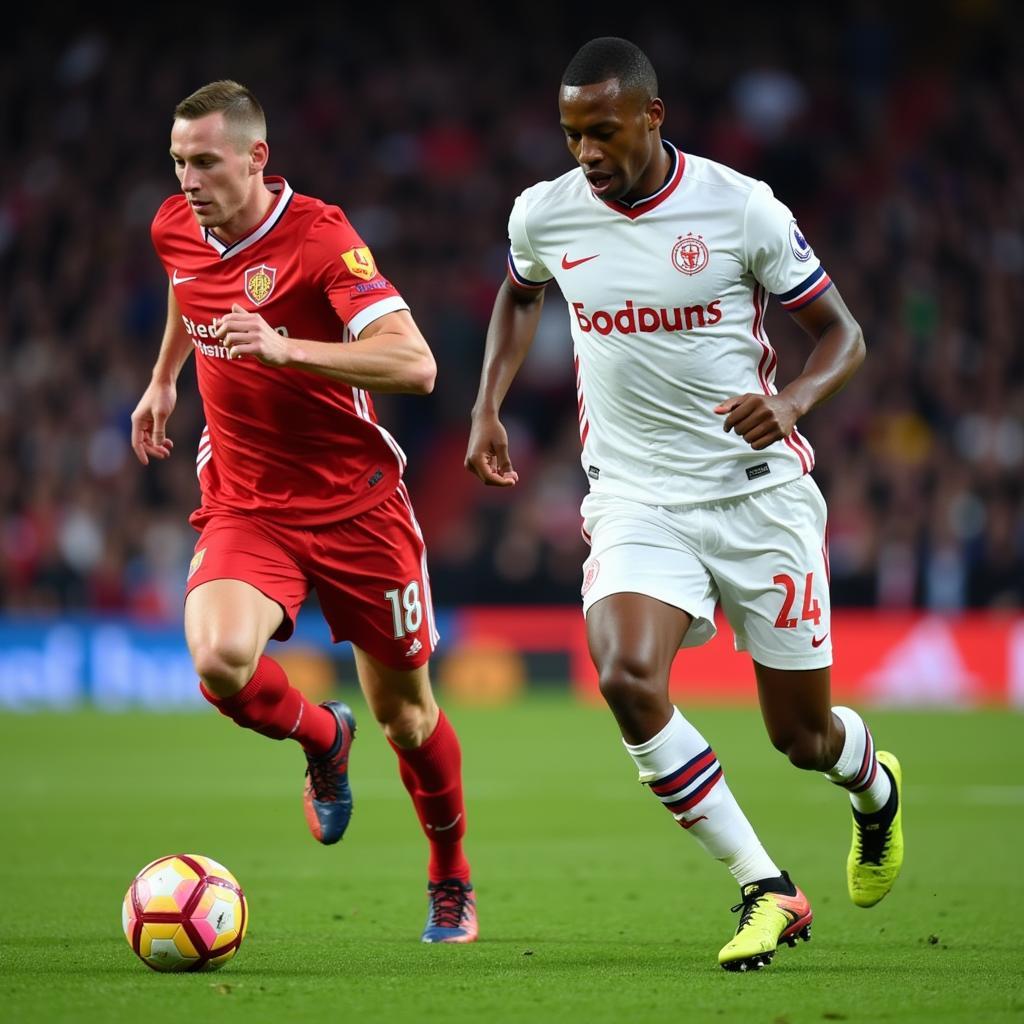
[664,765,724,813]
[649,748,722,808]
[649,746,716,795]
[839,723,877,792]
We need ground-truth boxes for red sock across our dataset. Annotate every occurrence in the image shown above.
[200,656,337,755]
[390,710,470,884]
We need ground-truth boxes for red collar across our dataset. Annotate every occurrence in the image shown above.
[600,144,685,220]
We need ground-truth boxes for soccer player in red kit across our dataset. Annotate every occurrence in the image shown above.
[131,80,476,943]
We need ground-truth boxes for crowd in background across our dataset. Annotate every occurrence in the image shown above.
[1,3,1022,619]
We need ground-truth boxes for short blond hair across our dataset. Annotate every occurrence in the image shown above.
[174,80,266,146]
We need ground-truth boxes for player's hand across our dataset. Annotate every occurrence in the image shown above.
[130,381,177,466]
[465,414,519,487]
[215,304,291,366]
[714,393,800,450]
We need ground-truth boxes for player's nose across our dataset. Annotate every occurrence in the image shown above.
[578,141,603,166]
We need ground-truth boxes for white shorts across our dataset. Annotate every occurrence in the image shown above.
[580,476,832,671]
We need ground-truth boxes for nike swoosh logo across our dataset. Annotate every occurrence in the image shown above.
[811,633,829,648]
[172,269,197,285]
[678,814,708,830]
[561,253,599,270]
[426,813,462,833]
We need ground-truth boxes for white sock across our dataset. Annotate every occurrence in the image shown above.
[825,706,892,814]
[624,707,780,886]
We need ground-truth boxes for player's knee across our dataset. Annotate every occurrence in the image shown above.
[191,640,258,697]
[597,657,661,712]
[775,730,830,772]
[377,702,436,748]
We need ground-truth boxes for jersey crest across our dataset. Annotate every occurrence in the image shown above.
[244,263,277,305]
[671,233,709,276]
[341,246,377,281]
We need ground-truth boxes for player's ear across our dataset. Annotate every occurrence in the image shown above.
[249,139,269,175]
[647,97,665,131]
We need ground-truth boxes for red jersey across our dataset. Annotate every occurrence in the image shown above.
[150,177,410,526]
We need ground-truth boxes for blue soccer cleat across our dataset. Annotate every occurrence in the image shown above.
[421,879,478,943]
[303,701,356,845]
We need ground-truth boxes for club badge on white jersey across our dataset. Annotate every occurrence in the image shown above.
[507,143,831,505]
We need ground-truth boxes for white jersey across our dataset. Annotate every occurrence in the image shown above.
[507,143,832,504]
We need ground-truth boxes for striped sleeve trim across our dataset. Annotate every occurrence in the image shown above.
[777,266,833,311]
[346,295,410,338]
[506,250,552,290]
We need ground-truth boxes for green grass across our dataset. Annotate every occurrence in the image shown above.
[2,697,1023,1023]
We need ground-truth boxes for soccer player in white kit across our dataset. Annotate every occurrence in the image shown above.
[466,37,904,971]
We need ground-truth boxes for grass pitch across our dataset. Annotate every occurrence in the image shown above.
[1,697,1022,1023]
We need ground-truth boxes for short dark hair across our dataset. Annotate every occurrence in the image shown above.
[174,80,266,145]
[562,37,658,99]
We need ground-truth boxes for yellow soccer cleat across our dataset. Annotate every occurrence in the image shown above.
[718,871,812,972]
[848,750,904,908]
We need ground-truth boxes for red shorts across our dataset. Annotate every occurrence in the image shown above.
[185,483,438,670]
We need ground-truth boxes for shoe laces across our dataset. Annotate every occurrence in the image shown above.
[428,881,470,929]
[730,875,796,930]
[855,818,891,865]
[730,892,769,931]
[305,747,342,801]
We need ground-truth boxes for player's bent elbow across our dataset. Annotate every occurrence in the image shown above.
[412,356,437,395]
[850,324,866,369]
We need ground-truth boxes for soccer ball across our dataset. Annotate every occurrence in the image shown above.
[122,854,248,972]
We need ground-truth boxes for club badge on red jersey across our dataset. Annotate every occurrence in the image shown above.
[341,246,377,281]
[188,547,206,580]
[671,233,709,276]
[244,263,278,305]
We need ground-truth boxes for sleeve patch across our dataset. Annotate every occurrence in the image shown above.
[341,246,377,281]
[789,220,813,262]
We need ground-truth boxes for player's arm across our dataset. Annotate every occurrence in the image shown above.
[465,278,546,487]
[716,287,865,450]
[130,284,193,465]
[214,304,435,394]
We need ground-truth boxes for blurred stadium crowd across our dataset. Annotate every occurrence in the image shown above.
[1,4,1022,618]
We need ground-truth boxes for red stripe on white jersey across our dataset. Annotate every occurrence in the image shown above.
[751,284,815,475]
[783,435,811,472]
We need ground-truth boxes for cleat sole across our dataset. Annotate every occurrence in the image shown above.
[721,950,774,972]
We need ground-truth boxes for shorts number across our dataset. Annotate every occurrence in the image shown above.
[384,581,422,638]
[772,572,822,628]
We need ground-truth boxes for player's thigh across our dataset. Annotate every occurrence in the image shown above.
[586,592,693,685]
[710,476,832,672]
[183,515,308,664]
[311,487,438,672]
[351,645,438,741]
[581,492,719,662]
[184,579,285,667]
